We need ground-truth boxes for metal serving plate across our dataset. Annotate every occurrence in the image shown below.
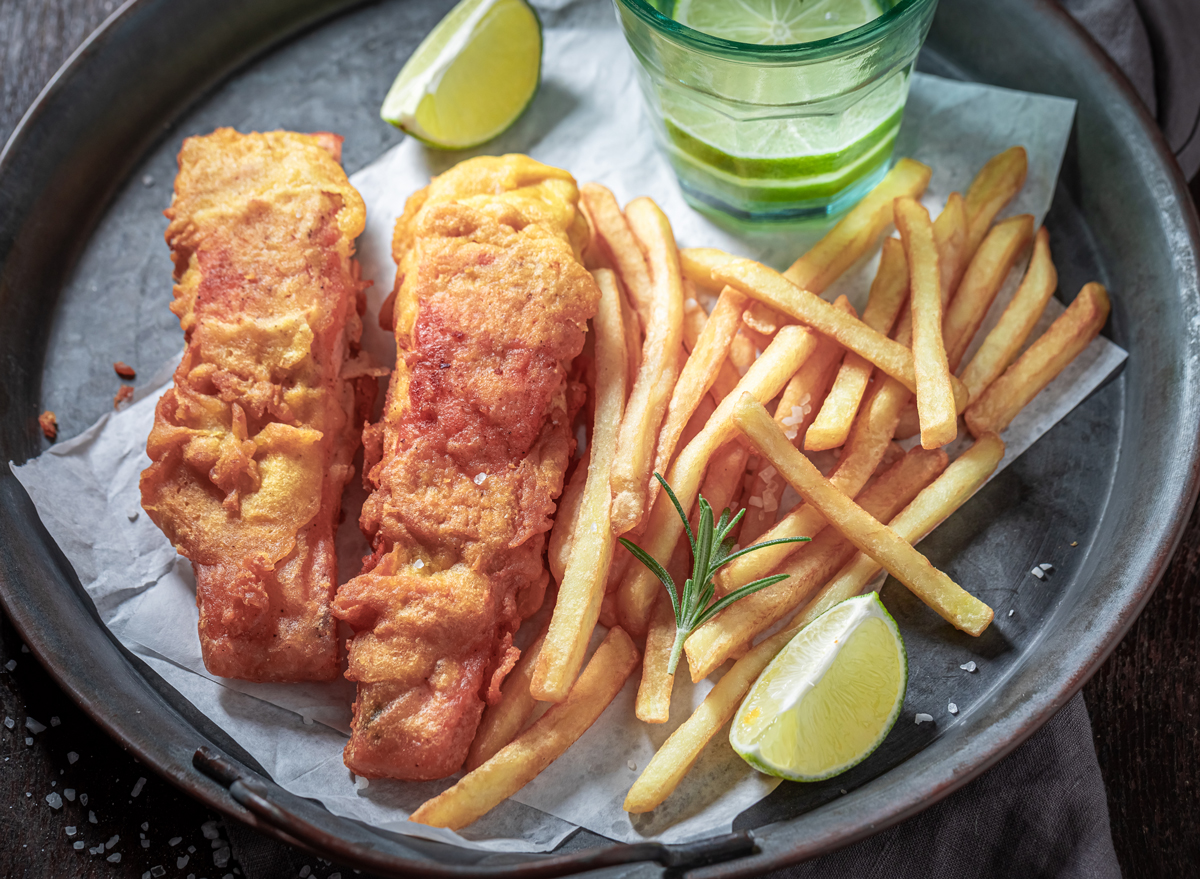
[1,0,1197,875]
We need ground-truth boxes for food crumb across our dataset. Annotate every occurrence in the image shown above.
[38,411,57,441]
[960,661,977,673]
[114,385,134,408]
[948,703,959,715]
[1071,541,1078,547]
[914,713,934,725]
[113,361,137,379]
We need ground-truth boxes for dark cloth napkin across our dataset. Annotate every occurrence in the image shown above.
[224,2,1200,876]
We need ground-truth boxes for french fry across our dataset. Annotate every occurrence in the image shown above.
[618,276,643,397]
[531,269,627,702]
[627,621,793,814]
[960,227,1058,402]
[648,288,747,515]
[805,238,909,451]
[548,448,589,584]
[580,184,654,330]
[964,146,1028,259]
[729,331,757,373]
[739,298,854,544]
[466,629,548,771]
[686,446,947,681]
[616,325,816,636]
[713,257,920,393]
[609,198,685,535]
[738,321,774,354]
[895,197,957,449]
[743,302,785,337]
[934,192,969,302]
[732,394,994,636]
[792,432,1004,631]
[965,283,1110,437]
[413,627,639,830]
[942,214,1035,371]
[681,292,742,407]
[636,591,677,723]
[717,372,907,594]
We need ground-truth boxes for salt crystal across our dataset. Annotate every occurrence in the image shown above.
[152,867,167,878]
[960,661,977,672]
[169,837,182,846]
[202,820,219,839]
[89,810,97,824]
[212,838,223,848]
[128,510,139,521]
[79,792,87,805]
[1030,567,1045,580]
[914,713,934,725]
[108,853,121,863]
[46,792,63,809]
[214,846,231,868]
[73,840,84,849]
[24,736,32,745]
[141,822,149,831]
[106,835,119,849]
[50,716,60,727]
[413,559,424,570]
[748,496,763,507]
[68,752,79,764]
[90,844,104,855]
[355,776,370,791]
[948,703,959,715]
[1039,562,1054,572]
[2,717,11,728]
[141,840,150,848]
[1008,609,1015,617]
[66,826,76,836]
[330,874,342,879]
[783,425,799,440]
[142,175,155,187]
[301,715,313,726]
[627,760,637,771]
[473,472,487,485]
[25,717,46,734]
[5,660,15,671]
[301,867,312,878]
[760,466,777,481]
[131,777,146,797]
[188,844,196,853]
[177,855,189,869]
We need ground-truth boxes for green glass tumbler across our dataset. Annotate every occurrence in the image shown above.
[612,0,938,222]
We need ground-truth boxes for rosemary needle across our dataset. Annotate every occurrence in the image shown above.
[619,473,810,675]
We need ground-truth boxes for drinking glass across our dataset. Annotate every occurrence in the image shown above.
[612,0,939,222]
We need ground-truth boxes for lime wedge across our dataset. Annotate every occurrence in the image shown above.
[731,593,907,781]
[674,0,884,44]
[380,0,542,149]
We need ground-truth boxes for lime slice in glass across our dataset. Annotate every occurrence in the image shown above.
[380,0,542,149]
[673,0,884,44]
[730,592,907,781]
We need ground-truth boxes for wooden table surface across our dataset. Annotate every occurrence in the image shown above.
[2,1,1198,876]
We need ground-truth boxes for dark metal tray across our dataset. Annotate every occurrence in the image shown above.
[1,0,1198,875]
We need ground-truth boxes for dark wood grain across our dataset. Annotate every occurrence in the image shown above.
[2,2,1199,877]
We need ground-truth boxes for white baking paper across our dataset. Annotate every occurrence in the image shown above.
[12,4,1127,854]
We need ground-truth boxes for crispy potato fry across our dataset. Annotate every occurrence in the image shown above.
[960,227,1058,402]
[713,256,921,392]
[680,292,742,408]
[616,325,816,636]
[805,238,909,451]
[466,628,548,771]
[686,446,947,681]
[718,372,907,593]
[580,184,654,329]
[733,394,993,636]
[548,448,590,584]
[743,301,785,337]
[629,611,806,813]
[648,288,747,514]
[531,270,627,702]
[966,283,1110,437]
[738,322,775,353]
[598,590,619,629]
[739,298,854,544]
[636,591,677,723]
[943,214,1035,371]
[413,627,639,829]
[895,197,957,449]
[609,198,685,535]
[792,432,1005,631]
[964,146,1028,259]
[729,331,757,373]
[618,276,643,397]
[933,192,968,303]
[679,247,730,296]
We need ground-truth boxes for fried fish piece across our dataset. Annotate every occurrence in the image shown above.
[333,155,599,781]
[141,128,375,683]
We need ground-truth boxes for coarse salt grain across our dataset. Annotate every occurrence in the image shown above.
[188,845,196,853]
[301,867,312,878]
[761,466,777,481]
[1008,609,1015,617]
[948,703,959,715]
[214,846,231,868]
[106,835,119,849]
[108,853,121,864]
[413,559,424,570]
[473,472,487,485]
[141,840,150,848]
[3,717,12,729]
[24,736,32,745]
[131,777,146,797]
[301,715,313,726]
[68,752,79,764]
[1039,562,1053,571]
[151,867,167,878]
[914,713,934,725]
[5,660,15,671]
[169,837,182,847]
[50,716,60,727]
[25,717,45,734]
[177,855,189,869]
[627,760,637,771]
[46,792,63,809]
[141,822,149,831]
[79,792,87,805]
[73,841,84,850]
[960,661,977,672]
[89,811,97,824]
[355,776,370,791]
[66,826,76,836]
[202,820,219,839]
[1030,567,1045,579]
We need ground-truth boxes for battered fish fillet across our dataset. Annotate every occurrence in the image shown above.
[141,128,375,683]
[332,155,599,781]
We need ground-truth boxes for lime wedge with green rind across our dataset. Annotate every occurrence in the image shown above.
[380,0,542,150]
[730,592,907,782]
[674,0,884,44]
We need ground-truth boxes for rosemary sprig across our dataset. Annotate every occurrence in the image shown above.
[619,473,811,675]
